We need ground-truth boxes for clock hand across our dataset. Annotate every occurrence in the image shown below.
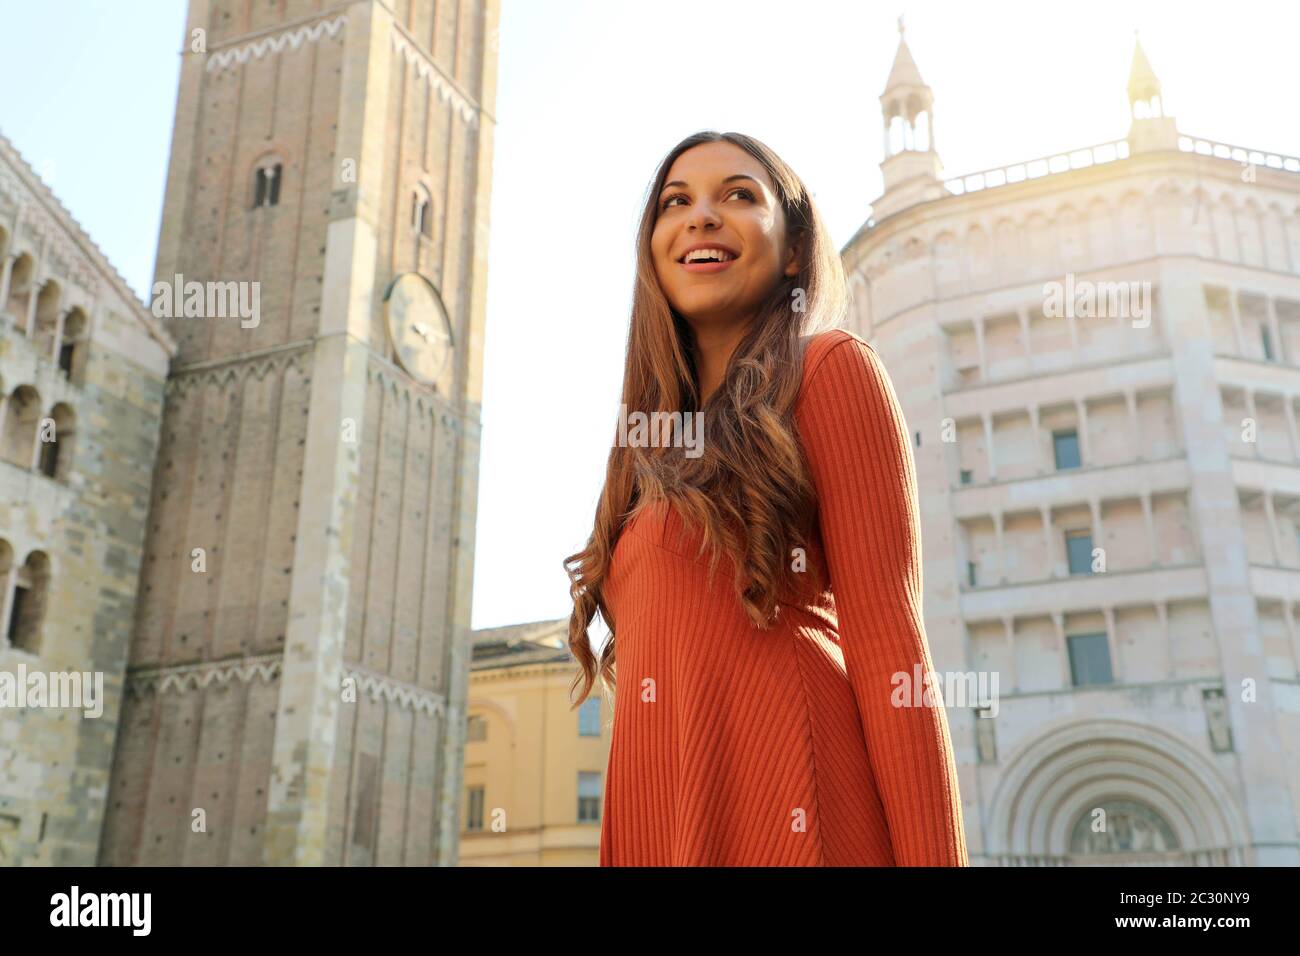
[412,320,448,347]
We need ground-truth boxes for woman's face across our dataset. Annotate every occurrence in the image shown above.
[651,141,799,331]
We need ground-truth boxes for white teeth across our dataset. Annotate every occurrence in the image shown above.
[683,248,736,263]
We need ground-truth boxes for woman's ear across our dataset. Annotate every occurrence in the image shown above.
[783,237,802,278]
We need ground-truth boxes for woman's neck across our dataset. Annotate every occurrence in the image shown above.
[693,319,752,404]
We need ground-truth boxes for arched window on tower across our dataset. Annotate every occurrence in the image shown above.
[38,403,75,481]
[6,550,50,654]
[32,279,62,355]
[888,114,907,156]
[913,110,931,152]
[3,253,34,326]
[412,184,433,239]
[253,157,283,208]
[58,307,87,382]
[0,385,41,469]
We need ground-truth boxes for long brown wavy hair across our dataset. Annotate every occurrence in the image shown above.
[563,130,848,708]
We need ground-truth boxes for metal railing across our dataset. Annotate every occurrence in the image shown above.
[1177,134,1300,173]
[942,139,1132,197]
[861,132,1300,232]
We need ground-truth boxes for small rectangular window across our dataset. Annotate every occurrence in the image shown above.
[1067,632,1113,687]
[959,469,973,485]
[1066,531,1094,574]
[578,698,601,736]
[1053,429,1081,470]
[466,714,487,742]
[578,772,602,823]
[466,785,485,831]
[967,561,977,587]
[1261,326,1274,361]
[254,165,282,208]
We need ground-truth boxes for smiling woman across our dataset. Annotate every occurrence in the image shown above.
[563,131,969,867]
[650,144,808,404]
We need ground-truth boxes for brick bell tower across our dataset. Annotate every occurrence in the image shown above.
[99,0,499,865]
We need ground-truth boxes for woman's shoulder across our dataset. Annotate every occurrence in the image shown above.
[797,327,877,396]
[794,328,909,479]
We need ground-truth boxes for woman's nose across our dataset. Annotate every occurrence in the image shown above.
[686,201,721,230]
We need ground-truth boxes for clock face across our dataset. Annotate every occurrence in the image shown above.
[383,272,453,387]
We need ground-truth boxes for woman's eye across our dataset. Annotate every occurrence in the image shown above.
[661,187,752,211]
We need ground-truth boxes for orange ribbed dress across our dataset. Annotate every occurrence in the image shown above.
[599,328,969,866]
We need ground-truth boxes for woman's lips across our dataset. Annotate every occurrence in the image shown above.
[680,258,736,274]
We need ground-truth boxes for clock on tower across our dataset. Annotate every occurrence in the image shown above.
[382,271,454,387]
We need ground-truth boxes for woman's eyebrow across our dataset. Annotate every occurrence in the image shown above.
[659,173,763,196]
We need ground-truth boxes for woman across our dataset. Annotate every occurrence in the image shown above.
[563,130,968,866]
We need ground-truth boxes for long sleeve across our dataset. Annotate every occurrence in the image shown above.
[796,333,969,866]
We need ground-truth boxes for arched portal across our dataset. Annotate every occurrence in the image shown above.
[986,718,1251,866]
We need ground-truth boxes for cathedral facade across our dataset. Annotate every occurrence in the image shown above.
[94,0,500,867]
[0,132,175,866]
[845,30,1300,864]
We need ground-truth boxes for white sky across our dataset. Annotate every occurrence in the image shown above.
[2,2,1297,632]
[477,0,1300,631]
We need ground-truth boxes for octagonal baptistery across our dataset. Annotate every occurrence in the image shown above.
[840,29,1300,865]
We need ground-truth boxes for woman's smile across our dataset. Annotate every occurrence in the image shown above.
[679,242,741,274]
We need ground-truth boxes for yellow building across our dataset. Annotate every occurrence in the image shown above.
[461,619,610,865]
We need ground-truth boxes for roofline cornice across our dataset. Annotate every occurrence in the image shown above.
[0,128,178,357]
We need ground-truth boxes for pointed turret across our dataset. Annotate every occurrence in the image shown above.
[872,16,944,221]
[883,23,926,93]
[1125,33,1179,154]
[1127,34,1163,116]
[879,15,936,156]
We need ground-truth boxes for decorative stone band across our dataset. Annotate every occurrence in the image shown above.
[124,654,452,721]
[390,28,480,127]
[125,653,282,698]
[365,356,468,429]
[205,14,348,74]
[165,343,313,399]
[198,15,480,130]
[342,661,449,719]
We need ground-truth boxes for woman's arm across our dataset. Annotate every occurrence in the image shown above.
[796,332,969,866]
